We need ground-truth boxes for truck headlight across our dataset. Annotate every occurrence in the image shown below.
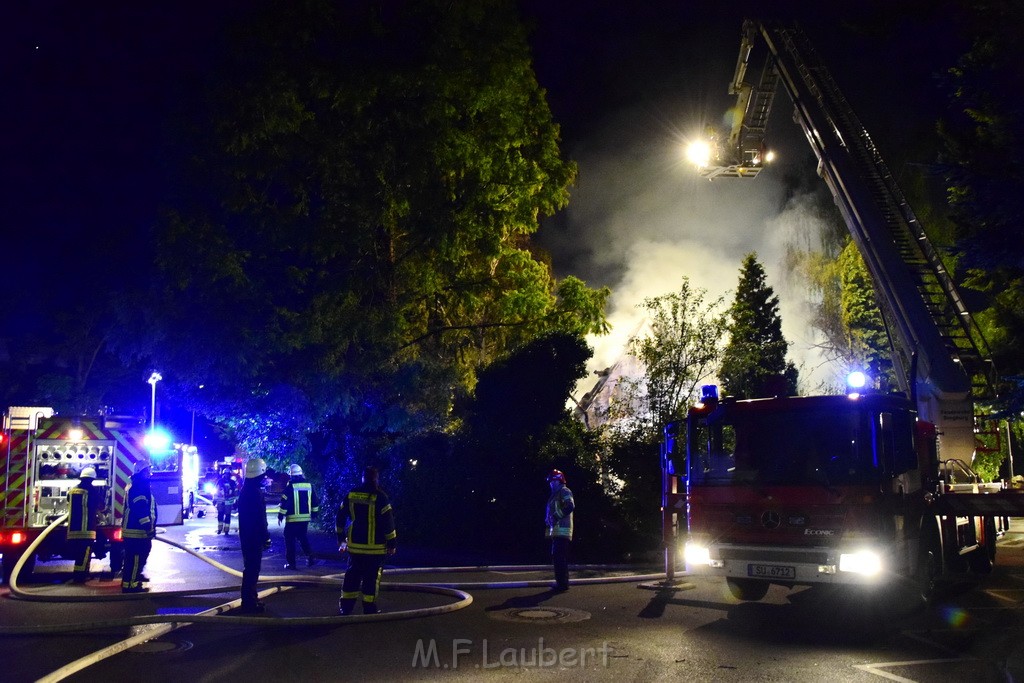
[683,542,712,566]
[839,549,882,576]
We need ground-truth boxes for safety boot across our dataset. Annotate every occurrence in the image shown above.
[338,597,356,615]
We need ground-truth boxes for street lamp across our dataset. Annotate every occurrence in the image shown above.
[147,372,162,430]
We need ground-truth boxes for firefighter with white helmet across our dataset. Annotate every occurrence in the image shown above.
[121,460,156,593]
[237,457,269,613]
[67,466,102,582]
[278,463,320,569]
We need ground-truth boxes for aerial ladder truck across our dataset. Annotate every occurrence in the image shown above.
[665,20,1024,604]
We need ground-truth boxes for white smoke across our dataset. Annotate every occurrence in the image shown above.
[552,104,844,398]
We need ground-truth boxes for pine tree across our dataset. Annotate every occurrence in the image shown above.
[719,253,798,398]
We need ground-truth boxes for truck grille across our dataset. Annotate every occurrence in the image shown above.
[716,546,829,565]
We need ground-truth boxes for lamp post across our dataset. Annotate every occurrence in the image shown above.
[147,372,162,431]
[190,384,204,446]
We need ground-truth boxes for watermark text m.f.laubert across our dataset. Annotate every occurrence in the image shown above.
[412,638,612,670]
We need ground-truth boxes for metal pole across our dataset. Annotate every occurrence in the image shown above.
[1007,420,1015,481]
[147,372,162,431]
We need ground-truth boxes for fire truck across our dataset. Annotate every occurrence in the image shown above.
[664,20,1024,604]
[0,407,188,582]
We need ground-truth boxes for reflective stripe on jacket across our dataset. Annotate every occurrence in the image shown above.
[278,479,320,523]
[336,486,397,555]
[122,477,157,539]
[545,485,574,540]
[67,483,99,541]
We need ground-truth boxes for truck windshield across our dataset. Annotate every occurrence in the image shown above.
[689,404,884,486]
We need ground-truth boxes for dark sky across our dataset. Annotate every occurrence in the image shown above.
[1,1,970,387]
[2,2,256,324]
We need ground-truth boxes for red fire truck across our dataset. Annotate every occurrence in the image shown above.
[664,385,1022,603]
[0,407,187,582]
[665,21,1024,604]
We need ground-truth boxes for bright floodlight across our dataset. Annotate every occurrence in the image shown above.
[686,140,712,168]
[847,371,868,389]
[764,150,776,163]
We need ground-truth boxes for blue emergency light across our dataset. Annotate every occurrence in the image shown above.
[701,385,719,401]
[143,428,172,453]
[846,371,868,390]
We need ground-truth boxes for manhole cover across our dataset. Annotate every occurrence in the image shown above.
[129,638,193,655]
[488,607,590,624]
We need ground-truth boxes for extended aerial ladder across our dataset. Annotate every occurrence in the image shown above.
[699,20,996,466]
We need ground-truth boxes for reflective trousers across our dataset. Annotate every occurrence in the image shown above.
[340,553,385,614]
[122,537,151,590]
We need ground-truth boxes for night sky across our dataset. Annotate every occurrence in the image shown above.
[2,1,970,389]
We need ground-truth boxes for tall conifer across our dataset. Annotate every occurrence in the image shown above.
[719,253,798,398]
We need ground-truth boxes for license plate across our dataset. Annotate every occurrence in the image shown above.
[748,563,795,579]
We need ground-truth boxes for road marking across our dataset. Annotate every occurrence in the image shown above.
[36,586,288,683]
[853,657,967,683]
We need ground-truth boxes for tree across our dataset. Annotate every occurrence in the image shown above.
[404,332,596,559]
[719,253,798,398]
[832,242,895,388]
[618,278,727,435]
[148,0,608,462]
[939,0,1024,411]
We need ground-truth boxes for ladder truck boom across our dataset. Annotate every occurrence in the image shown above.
[700,20,994,464]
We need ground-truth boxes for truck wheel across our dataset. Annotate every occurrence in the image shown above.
[914,535,941,606]
[726,578,769,601]
[108,543,124,575]
[968,517,996,574]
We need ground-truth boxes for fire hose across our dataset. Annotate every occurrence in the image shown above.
[2,514,668,682]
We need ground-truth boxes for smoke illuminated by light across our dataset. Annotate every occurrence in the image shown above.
[547,104,846,402]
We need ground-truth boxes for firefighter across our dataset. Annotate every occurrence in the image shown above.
[545,469,575,592]
[336,466,396,615]
[237,458,269,613]
[121,460,156,593]
[216,469,239,534]
[66,466,103,583]
[278,464,320,569]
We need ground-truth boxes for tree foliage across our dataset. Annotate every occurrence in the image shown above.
[940,0,1024,404]
[148,0,608,459]
[618,278,727,435]
[719,253,798,398]
[836,243,896,388]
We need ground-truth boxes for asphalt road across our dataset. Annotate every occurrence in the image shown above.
[2,511,1024,682]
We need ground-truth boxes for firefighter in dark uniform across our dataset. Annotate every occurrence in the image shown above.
[216,470,239,534]
[336,466,396,615]
[237,458,270,613]
[121,460,156,593]
[278,464,320,569]
[67,466,103,582]
[545,469,575,592]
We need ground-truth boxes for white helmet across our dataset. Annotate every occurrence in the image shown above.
[245,458,267,479]
[288,464,303,477]
[134,460,151,475]
[80,467,97,479]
